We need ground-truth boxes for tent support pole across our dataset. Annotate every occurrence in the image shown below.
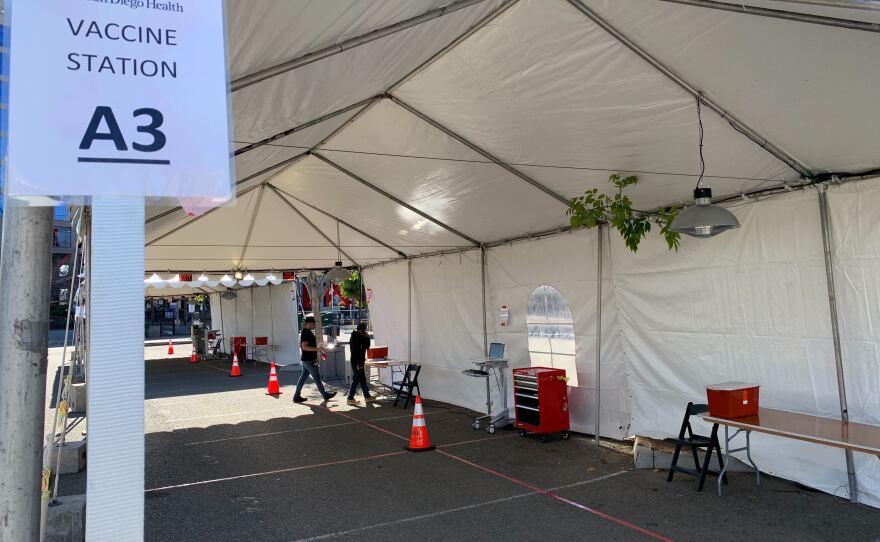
[388,95,573,207]
[250,288,255,350]
[313,152,481,246]
[565,0,812,179]
[656,0,880,34]
[408,260,413,362]
[146,183,265,245]
[235,96,381,156]
[231,0,489,92]
[818,186,858,503]
[481,246,488,357]
[594,225,603,445]
[238,185,266,269]
[269,285,275,352]
[271,186,408,259]
[268,186,360,265]
[218,291,225,346]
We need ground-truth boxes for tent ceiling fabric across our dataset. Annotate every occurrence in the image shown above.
[145,0,880,271]
[582,0,880,173]
[229,0,504,144]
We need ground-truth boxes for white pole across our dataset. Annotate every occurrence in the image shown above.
[481,246,488,357]
[408,260,413,362]
[594,225,603,446]
[86,197,144,539]
[0,202,54,541]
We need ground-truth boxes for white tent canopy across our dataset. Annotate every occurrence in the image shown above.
[147,0,880,273]
[141,0,880,506]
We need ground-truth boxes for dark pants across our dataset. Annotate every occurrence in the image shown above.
[348,360,371,399]
[295,360,329,398]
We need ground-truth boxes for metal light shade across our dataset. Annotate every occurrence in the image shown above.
[324,261,351,283]
[670,188,740,238]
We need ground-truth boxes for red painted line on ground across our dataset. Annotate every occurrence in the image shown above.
[321,404,674,542]
[322,406,410,442]
[436,450,674,542]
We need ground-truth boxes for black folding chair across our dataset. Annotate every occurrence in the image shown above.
[393,364,421,408]
[666,402,728,491]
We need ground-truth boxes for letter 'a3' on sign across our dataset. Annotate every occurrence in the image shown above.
[6,0,233,201]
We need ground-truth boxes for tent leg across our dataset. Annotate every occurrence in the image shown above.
[408,260,413,362]
[594,226,603,446]
[818,187,858,503]
[481,246,488,357]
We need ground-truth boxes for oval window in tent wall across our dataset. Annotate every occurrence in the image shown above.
[526,285,578,387]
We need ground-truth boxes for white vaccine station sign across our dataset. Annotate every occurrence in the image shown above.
[7,0,232,200]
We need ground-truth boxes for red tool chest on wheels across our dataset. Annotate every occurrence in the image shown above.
[513,367,570,442]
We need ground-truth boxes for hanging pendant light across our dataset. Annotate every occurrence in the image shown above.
[324,222,351,283]
[670,95,740,238]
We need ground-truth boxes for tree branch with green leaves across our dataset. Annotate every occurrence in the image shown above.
[567,174,680,252]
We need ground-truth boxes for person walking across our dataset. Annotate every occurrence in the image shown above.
[293,316,337,403]
[347,322,376,405]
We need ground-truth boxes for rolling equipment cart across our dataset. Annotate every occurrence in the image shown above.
[462,342,509,434]
[513,367,570,442]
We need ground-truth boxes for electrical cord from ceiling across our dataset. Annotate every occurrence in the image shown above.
[232,140,790,184]
[695,93,706,190]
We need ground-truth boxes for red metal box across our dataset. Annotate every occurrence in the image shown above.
[706,382,760,418]
[367,346,388,360]
[513,367,570,439]
[232,336,247,362]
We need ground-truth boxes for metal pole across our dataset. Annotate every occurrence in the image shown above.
[86,197,145,539]
[0,202,54,542]
[389,95,572,207]
[50,238,82,502]
[269,284,275,352]
[250,288,255,349]
[230,0,488,91]
[313,153,482,246]
[656,0,880,33]
[817,186,858,502]
[408,259,413,362]
[481,246,488,357]
[594,226,603,446]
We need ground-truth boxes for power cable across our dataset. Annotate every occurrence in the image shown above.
[232,141,790,184]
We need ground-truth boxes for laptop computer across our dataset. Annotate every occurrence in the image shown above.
[488,342,505,360]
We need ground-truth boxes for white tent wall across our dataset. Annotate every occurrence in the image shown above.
[364,229,630,438]
[828,178,880,507]
[362,261,411,365]
[611,186,872,504]
[363,178,880,505]
[207,284,301,367]
[486,229,628,439]
[410,251,486,413]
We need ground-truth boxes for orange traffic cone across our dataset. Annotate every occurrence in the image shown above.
[266,361,281,396]
[190,345,199,364]
[405,395,435,452]
[229,352,241,377]
[167,339,174,355]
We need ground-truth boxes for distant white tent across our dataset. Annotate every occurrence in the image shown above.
[141,0,880,506]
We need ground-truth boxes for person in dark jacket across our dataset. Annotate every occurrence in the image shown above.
[347,323,375,404]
